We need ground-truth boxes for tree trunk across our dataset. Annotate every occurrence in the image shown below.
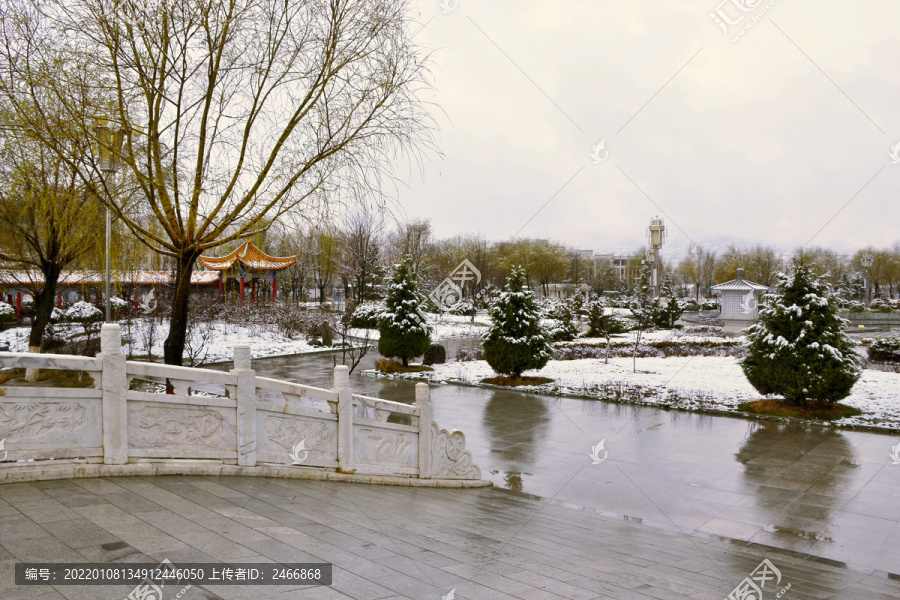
[164,250,200,365]
[25,264,61,382]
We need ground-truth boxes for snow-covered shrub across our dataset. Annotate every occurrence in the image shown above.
[876,304,893,313]
[654,278,685,329]
[109,296,129,309]
[455,347,485,362]
[546,300,581,342]
[676,324,724,337]
[50,307,65,321]
[350,301,385,328]
[700,299,719,311]
[741,261,861,405]
[377,257,432,367]
[482,266,552,378]
[41,323,67,351]
[586,300,630,337]
[847,301,866,313]
[0,302,14,323]
[447,298,476,317]
[868,337,900,362]
[64,301,102,322]
[682,299,701,312]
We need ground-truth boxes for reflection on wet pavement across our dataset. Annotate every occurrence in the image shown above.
[246,347,900,575]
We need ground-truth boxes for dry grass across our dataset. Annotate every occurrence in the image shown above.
[0,368,95,388]
[737,399,862,421]
[481,375,555,387]
[376,359,433,374]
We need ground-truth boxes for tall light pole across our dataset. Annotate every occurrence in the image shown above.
[93,119,125,323]
[647,216,666,297]
[861,252,873,307]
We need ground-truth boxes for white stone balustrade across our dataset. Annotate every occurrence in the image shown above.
[0,326,482,483]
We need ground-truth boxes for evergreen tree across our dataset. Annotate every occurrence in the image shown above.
[587,297,630,364]
[377,256,432,367]
[654,277,685,329]
[629,260,657,372]
[546,298,581,342]
[482,266,552,378]
[741,260,862,405]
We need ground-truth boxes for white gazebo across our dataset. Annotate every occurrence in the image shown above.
[710,268,768,321]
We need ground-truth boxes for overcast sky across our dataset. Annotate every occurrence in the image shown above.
[389,0,900,263]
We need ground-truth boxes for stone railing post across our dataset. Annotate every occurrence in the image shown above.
[333,365,354,473]
[232,345,256,466]
[415,383,432,479]
[100,324,127,464]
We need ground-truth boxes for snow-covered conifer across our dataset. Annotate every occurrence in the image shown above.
[482,266,552,378]
[741,259,861,404]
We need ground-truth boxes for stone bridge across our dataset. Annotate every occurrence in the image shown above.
[0,324,487,487]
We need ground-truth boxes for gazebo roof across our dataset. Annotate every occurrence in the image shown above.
[198,239,297,273]
[711,268,768,292]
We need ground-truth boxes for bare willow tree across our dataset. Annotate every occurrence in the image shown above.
[0,107,103,363]
[1,0,436,364]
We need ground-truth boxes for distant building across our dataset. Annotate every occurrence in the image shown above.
[710,268,768,321]
[594,253,631,282]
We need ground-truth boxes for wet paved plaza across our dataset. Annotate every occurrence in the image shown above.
[2,348,899,598]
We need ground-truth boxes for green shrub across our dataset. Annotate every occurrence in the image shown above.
[869,337,900,362]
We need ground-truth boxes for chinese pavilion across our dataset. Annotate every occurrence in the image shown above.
[197,239,297,302]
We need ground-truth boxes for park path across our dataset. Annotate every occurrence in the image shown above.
[1,475,899,599]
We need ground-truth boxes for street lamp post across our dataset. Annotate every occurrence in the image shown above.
[861,252,873,307]
[93,119,126,323]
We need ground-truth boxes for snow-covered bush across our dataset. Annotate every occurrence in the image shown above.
[586,299,630,337]
[700,299,719,311]
[350,301,385,328]
[377,257,432,367]
[482,266,552,378]
[869,337,900,362]
[110,296,130,309]
[741,260,861,405]
[654,278,685,329]
[41,323,67,351]
[50,307,65,321]
[546,300,581,342]
[0,302,14,323]
[65,301,103,322]
[847,301,866,313]
[447,298,476,317]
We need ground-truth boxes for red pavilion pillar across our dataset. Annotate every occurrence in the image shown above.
[16,292,22,323]
[272,274,277,302]
[57,294,62,308]
[251,278,256,303]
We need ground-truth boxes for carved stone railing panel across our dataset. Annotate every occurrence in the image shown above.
[0,393,101,455]
[431,422,481,480]
[352,423,418,473]
[256,412,338,467]
[128,400,237,458]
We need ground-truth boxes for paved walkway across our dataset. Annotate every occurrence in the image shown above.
[1,475,899,599]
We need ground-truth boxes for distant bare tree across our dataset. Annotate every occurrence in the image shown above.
[340,210,385,302]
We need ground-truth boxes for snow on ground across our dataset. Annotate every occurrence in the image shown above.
[121,319,321,363]
[380,356,900,431]
[1,320,323,364]
[350,312,488,342]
